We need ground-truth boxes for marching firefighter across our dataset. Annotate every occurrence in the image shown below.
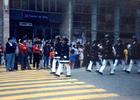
[98,34,114,75]
[86,40,101,72]
[84,41,92,70]
[55,37,70,77]
[110,39,126,75]
[125,36,140,73]
[51,36,62,74]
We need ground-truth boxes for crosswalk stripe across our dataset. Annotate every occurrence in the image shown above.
[0,74,63,79]
[0,71,51,76]
[0,89,109,100]
[0,77,68,83]
[0,82,85,90]
[0,72,53,77]
[0,75,56,79]
[0,79,80,87]
[0,73,51,77]
[0,85,96,96]
[45,93,119,100]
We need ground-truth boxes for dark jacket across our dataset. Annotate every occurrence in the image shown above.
[6,42,16,54]
[90,43,99,60]
[130,42,140,59]
[43,45,50,57]
[61,43,69,60]
[114,43,125,59]
[54,42,62,57]
[102,41,114,59]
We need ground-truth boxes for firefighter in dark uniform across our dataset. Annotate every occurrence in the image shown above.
[125,37,140,73]
[110,39,126,75]
[87,40,101,72]
[84,41,92,70]
[51,36,62,74]
[55,37,70,77]
[98,34,114,75]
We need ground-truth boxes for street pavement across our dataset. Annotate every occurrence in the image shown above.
[72,66,140,100]
[0,65,139,100]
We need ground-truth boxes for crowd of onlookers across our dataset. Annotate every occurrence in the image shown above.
[0,36,84,72]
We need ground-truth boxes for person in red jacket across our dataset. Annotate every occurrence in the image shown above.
[19,40,30,70]
[0,43,3,65]
[33,43,41,69]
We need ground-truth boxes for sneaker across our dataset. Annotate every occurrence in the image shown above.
[125,70,130,73]
[110,73,115,75]
[86,70,91,72]
[98,71,103,75]
[66,75,71,77]
[50,72,55,74]
[55,74,60,77]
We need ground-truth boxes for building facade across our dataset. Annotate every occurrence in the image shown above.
[9,0,140,43]
[0,0,3,43]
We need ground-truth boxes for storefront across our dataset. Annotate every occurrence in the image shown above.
[10,10,62,40]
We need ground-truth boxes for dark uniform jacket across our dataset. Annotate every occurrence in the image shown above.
[61,43,69,60]
[129,42,140,59]
[114,43,125,59]
[102,41,114,59]
[90,43,99,61]
[54,42,62,57]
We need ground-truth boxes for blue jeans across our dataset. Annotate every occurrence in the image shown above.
[21,53,29,70]
[44,56,49,68]
[6,53,15,71]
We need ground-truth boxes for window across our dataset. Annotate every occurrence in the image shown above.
[9,0,14,9]
[44,0,49,12]
[14,0,21,9]
[22,0,28,10]
[50,0,56,12]
[56,0,67,12]
[37,0,42,11]
[29,0,35,10]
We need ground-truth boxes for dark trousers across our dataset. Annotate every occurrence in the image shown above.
[21,53,29,70]
[14,54,19,70]
[33,53,40,69]
[28,52,32,64]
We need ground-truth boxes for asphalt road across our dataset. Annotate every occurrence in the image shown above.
[72,66,140,100]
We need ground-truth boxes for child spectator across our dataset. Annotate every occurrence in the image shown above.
[49,47,55,68]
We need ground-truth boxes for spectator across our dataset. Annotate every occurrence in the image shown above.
[49,47,55,68]
[5,38,17,71]
[33,43,41,69]
[43,42,50,69]
[19,40,30,70]
[69,49,78,69]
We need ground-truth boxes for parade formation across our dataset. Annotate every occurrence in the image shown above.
[0,34,140,77]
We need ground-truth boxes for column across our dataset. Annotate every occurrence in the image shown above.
[0,0,3,44]
[60,0,72,43]
[135,9,140,42]
[114,6,120,43]
[91,3,97,41]
[3,0,9,45]
[68,0,72,43]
